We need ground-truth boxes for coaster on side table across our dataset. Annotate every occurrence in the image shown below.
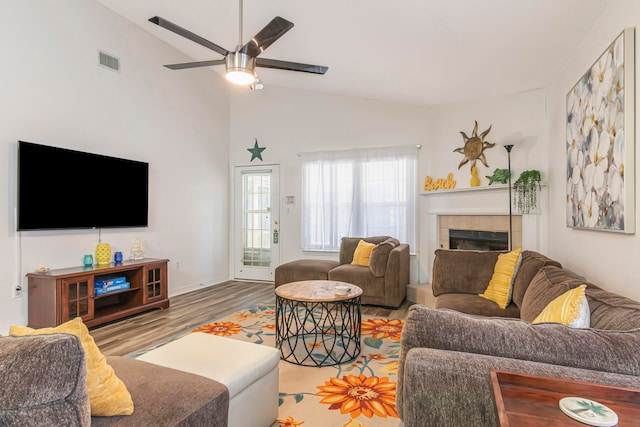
[559,397,618,427]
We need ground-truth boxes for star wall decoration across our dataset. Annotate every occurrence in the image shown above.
[247,139,266,162]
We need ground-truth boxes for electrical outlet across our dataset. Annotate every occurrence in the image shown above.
[13,285,22,299]
[175,260,180,270]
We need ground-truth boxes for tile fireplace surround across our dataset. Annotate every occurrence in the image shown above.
[422,185,543,256]
[439,215,522,250]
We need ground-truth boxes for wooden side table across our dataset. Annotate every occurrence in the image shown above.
[275,280,362,367]
[491,369,640,426]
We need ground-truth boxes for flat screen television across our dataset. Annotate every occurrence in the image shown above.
[17,140,149,231]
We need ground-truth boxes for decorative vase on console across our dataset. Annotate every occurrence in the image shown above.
[131,238,145,260]
[83,254,93,268]
[95,243,111,265]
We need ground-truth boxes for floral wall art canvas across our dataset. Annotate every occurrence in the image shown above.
[566,28,635,233]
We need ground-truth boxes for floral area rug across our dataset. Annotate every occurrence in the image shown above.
[128,302,404,427]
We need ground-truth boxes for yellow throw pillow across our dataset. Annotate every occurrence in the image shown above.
[351,240,376,266]
[533,285,590,328]
[479,248,523,309]
[9,317,134,416]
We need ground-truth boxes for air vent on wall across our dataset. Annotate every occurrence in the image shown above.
[99,50,120,72]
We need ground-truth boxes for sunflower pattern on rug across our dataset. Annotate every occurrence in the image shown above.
[130,303,403,427]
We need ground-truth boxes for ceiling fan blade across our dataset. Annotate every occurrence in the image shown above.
[241,16,294,57]
[149,16,229,57]
[164,59,226,70]
[256,58,328,74]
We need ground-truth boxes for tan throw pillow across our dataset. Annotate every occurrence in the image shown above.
[10,317,134,416]
[351,240,376,266]
[479,248,523,309]
[533,285,590,328]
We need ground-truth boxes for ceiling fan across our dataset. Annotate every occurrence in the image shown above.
[148,0,328,87]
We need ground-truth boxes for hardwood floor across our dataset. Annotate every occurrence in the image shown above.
[90,280,413,356]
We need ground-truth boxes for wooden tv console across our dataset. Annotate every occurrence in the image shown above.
[27,258,169,328]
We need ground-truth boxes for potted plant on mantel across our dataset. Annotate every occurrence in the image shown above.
[513,170,542,214]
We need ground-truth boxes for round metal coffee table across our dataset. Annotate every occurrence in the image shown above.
[275,280,362,367]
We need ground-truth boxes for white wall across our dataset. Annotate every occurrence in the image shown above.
[228,86,548,284]
[547,0,640,301]
[229,87,430,280]
[419,90,549,281]
[0,0,231,332]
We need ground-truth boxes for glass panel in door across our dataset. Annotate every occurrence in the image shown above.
[234,166,279,281]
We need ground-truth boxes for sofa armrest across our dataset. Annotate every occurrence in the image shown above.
[0,334,90,426]
[398,347,640,427]
[384,243,409,284]
[401,305,640,376]
[369,238,399,277]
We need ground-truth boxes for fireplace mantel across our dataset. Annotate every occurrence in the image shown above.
[420,182,546,284]
[420,183,509,196]
[420,182,545,197]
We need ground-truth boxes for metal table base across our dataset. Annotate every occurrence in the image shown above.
[276,295,361,367]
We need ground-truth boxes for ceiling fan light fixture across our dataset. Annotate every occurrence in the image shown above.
[225,52,256,85]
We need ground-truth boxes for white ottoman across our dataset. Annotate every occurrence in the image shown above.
[137,332,280,427]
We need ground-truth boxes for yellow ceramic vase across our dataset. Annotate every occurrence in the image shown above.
[95,243,112,265]
[470,165,480,187]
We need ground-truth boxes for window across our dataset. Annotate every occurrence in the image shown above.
[301,145,417,251]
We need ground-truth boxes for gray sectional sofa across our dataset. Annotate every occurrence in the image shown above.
[0,333,229,426]
[397,249,640,427]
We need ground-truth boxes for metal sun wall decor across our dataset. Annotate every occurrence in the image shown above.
[454,121,495,170]
[566,28,635,233]
[454,121,495,186]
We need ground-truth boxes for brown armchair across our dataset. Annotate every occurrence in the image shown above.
[328,236,410,307]
[275,236,410,307]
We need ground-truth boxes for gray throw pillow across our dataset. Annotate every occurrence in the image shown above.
[0,334,90,426]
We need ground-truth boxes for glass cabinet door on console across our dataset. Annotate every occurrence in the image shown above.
[143,263,167,304]
[61,276,94,323]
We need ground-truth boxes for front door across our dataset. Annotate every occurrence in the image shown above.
[234,165,280,281]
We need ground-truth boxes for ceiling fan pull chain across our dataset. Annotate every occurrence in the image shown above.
[237,0,243,51]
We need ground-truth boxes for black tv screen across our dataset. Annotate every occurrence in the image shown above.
[17,140,149,231]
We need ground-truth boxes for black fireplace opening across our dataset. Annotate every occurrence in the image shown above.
[449,229,508,251]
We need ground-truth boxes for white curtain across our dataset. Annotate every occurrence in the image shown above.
[301,145,417,251]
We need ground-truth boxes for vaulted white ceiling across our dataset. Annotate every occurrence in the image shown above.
[95,0,611,106]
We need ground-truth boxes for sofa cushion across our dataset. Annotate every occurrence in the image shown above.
[432,249,502,296]
[587,286,640,330]
[520,265,585,323]
[369,238,399,277]
[10,317,134,417]
[92,356,229,427]
[480,248,522,309]
[511,251,562,309]
[352,240,376,266]
[435,293,520,318]
[533,285,590,328]
[328,264,385,297]
[0,334,91,426]
[274,259,340,286]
